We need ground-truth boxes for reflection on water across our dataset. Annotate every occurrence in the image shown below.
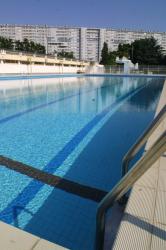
[126,79,163,111]
[0,76,164,120]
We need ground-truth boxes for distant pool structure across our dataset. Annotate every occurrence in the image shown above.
[0,75,165,249]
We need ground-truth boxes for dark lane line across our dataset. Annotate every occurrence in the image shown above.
[0,83,149,224]
[0,155,107,202]
[44,83,148,173]
[0,83,113,125]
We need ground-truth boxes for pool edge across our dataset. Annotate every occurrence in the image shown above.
[111,80,166,249]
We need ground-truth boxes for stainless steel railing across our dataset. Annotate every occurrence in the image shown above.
[122,104,166,177]
[95,107,166,250]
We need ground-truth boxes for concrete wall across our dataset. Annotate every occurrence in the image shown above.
[0,62,85,74]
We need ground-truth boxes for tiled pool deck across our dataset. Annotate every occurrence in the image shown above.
[0,79,165,250]
[113,80,166,249]
[0,221,67,250]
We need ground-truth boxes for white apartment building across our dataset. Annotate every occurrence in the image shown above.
[0,24,166,62]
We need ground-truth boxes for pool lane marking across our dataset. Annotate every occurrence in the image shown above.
[44,83,149,173]
[0,90,87,124]
[0,83,115,125]
[0,83,148,224]
[0,155,107,202]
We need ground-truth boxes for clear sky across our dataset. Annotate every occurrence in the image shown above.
[0,0,165,32]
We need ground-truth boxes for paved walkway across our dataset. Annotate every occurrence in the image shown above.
[113,81,166,249]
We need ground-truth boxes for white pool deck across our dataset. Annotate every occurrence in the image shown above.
[0,220,68,250]
[112,80,166,249]
[0,80,165,250]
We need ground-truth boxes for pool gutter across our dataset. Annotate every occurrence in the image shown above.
[0,73,165,81]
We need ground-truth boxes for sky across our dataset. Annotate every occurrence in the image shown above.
[0,0,165,32]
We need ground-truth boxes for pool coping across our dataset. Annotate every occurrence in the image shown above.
[112,80,166,249]
[0,220,68,250]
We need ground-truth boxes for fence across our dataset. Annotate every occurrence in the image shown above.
[103,65,166,75]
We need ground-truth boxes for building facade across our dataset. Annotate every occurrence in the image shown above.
[0,24,166,62]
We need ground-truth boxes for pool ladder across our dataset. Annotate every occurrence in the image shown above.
[95,104,166,250]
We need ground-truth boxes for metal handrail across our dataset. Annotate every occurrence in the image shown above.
[122,104,166,177]
[95,131,166,250]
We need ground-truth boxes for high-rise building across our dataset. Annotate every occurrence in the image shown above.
[0,24,166,62]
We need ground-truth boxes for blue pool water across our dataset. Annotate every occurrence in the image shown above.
[0,75,164,249]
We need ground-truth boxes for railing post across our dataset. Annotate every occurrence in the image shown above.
[95,209,106,250]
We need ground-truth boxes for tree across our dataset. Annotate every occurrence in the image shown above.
[35,43,45,54]
[117,43,131,58]
[108,51,117,65]
[100,43,118,65]
[160,55,166,65]
[23,38,30,52]
[100,38,166,66]
[100,42,110,65]
[57,51,74,59]
[15,40,24,51]
[15,38,45,54]
[130,37,163,65]
[0,36,14,50]
[0,36,46,54]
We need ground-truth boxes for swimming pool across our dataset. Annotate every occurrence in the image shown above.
[0,75,164,249]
